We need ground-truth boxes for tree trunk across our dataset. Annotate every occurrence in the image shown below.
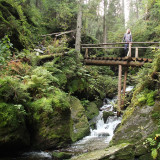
[135,0,139,19]
[75,0,83,57]
[122,0,125,27]
[103,0,107,44]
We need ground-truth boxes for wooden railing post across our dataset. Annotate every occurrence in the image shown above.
[85,48,88,58]
[121,67,128,108]
[117,65,122,117]
[135,47,138,58]
[127,43,132,57]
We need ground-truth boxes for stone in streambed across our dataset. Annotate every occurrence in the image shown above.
[52,151,72,160]
[103,111,114,122]
[70,97,90,142]
[85,102,99,121]
[71,143,134,160]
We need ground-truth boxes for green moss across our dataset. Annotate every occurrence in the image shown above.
[52,152,72,159]
[30,95,72,149]
[0,102,30,151]
[85,102,99,121]
[120,105,135,126]
[70,97,90,142]
[103,111,114,122]
[71,143,133,160]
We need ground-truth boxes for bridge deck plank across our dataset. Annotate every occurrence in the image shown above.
[84,57,152,67]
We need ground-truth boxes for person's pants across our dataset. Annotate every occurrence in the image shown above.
[124,44,129,55]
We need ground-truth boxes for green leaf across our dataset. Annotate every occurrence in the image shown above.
[151,148,158,160]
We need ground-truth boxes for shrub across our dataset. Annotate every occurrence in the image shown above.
[0,76,29,103]
[0,35,12,66]
[0,102,26,128]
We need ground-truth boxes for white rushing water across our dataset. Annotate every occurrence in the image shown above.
[21,151,52,159]
[74,97,121,146]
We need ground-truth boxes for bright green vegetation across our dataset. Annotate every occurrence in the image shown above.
[0,37,117,152]
[1,0,160,159]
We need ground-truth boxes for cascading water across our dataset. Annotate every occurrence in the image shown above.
[68,96,122,153]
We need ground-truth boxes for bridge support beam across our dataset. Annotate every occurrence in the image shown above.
[121,67,128,108]
[117,65,122,117]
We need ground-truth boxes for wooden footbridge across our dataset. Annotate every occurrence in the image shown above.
[82,42,160,116]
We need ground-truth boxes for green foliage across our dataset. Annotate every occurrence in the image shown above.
[0,35,12,65]
[0,102,26,128]
[144,134,160,159]
[0,1,33,49]
[23,67,59,98]
[52,89,70,111]
[137,90,156,106]
[46,36,69,54]
[0,76,29,103]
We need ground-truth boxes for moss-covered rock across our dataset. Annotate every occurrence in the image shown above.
[112,105,157,145]
[70,97,90,142]
[30,96,72,150]
[103,111,114,122]
[0,102,30,154]
[85,102,99,121]
[110,102,159,159]
[71,143,134,160]
[52,151,72,160]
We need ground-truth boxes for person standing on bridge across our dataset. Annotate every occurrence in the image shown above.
[123,29,132,56]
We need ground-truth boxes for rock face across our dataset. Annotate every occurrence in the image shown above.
[111,104,158,159]
[70,97,90,142]
[112,105,157,144]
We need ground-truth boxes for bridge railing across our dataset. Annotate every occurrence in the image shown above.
[81,42,160,58]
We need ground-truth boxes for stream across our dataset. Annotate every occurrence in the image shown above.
[0,86,133,160]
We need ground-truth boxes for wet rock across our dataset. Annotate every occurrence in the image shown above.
[70,97,90,142]
[112,105,157,145]
[98,132,110,137]
[103,111,114,122]
[111,103,159,159]
[31,102,71,150]
[52,151,72,160]
[71,143,134,160]
[85,102,99,121]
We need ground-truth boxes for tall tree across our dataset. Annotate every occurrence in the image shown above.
[103,0,107,43]
[122,0,125,27]
[75,0,83,55]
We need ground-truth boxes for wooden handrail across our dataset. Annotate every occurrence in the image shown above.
[81,42,160,59]
[82,47,160,49]
[81,42,160,46]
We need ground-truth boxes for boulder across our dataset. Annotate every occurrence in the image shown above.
[71,143,134,160]
[112,105,157,145]
[103,111,114,122]
[31,99,72,150]
[85,102,99,121]
[52,151,72,160]
[70,97,90,142]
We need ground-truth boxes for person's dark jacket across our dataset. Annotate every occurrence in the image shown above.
[123,33,132,42]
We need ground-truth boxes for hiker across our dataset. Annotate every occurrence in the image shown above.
[123,29,132,55]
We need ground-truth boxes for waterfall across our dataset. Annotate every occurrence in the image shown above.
[69,86,133,153]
